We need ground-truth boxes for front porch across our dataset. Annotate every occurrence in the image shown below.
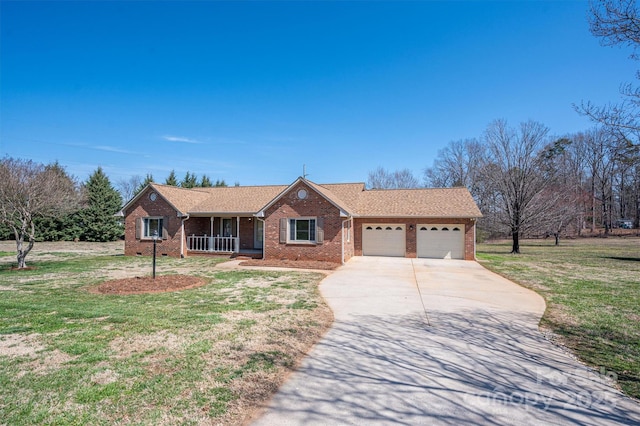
[186,237,263,259]
[184,215,264,257]
[187,235,239,253]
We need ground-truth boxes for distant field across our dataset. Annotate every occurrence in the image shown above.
[477,237,640,399]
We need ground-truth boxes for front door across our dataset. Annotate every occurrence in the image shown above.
[254,220,264,249]
[222,218,233,237]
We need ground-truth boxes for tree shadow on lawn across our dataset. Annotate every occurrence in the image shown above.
[604,256,640,262]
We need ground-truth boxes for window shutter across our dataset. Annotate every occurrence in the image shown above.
[135,218,142,240]
[316,217,324,244]
[162,217,169,239]
[279,218,287,243]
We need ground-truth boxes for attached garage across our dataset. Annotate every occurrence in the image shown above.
[362,224,406,257]
[417,224,465,259]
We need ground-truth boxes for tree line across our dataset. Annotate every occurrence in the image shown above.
[116,170,230,203]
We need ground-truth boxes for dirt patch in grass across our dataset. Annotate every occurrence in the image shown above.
[89,274,206,295]
[0,333,44,357]
[239,259,340,270]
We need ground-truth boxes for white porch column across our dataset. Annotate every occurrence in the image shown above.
[209,217,215,251]
[236,216,240,252]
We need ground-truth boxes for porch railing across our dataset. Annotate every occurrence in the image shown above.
[187,235,239,253]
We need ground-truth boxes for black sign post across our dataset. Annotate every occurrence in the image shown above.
[152,230,158,279]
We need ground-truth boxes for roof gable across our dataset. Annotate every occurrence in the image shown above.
[256,177,354,217]
[120,183,207,216]
[152,184,211,215]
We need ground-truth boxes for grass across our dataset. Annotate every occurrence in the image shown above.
[0,242,331,425]
[477,237,640,399]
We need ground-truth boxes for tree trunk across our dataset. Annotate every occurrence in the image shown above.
[591,183,596,232]
[14,221,35,269]
[15,238,29,269]
[511,231,520,254]
[554,233,560,246]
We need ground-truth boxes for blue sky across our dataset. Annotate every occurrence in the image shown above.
[1,1,636,190]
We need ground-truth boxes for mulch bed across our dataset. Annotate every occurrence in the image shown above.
[238,259,341,270]
[90,275,206,295]
[87,259,339,295]
[9,266,37,271]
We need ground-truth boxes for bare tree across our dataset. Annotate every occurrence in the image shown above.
[0,157,80,268]
[590,0,640,52]
[424,138,483,188]
[367,166,420,189]
[116,175,143,204]
[479,120,552,253]
[578,0,640,138]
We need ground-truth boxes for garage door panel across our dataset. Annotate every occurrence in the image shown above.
[362,224,405,257]
[417,225,464,259]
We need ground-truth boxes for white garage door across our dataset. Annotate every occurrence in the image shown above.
[362,224,406,257]
[417,224,465,259]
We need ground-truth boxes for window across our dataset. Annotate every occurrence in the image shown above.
[143,217,163,239]
[289,218,316,242]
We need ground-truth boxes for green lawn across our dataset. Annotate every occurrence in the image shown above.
[0,246,330,425]
[477,237,640,399]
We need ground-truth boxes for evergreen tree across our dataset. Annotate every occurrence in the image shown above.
[34,213,83,241]
[165,170,178,186]
[33,162,83,241]
[181,171,198,188]
[214,179,228,187]
[200,174,213,187]
[80,167,123,242]
[135,173,154,196]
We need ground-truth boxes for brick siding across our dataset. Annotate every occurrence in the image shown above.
[124,188,184,257]
[263,183,349,263]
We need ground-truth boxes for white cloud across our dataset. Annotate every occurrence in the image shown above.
[162,135,203,144]
[93,145,138,154]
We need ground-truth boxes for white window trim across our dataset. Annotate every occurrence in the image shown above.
[288,217,317,244]
[142,216,164,240]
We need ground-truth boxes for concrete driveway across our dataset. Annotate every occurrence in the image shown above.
[252,257,640,425]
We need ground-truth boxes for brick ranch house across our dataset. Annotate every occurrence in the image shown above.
[121,177,482,263]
